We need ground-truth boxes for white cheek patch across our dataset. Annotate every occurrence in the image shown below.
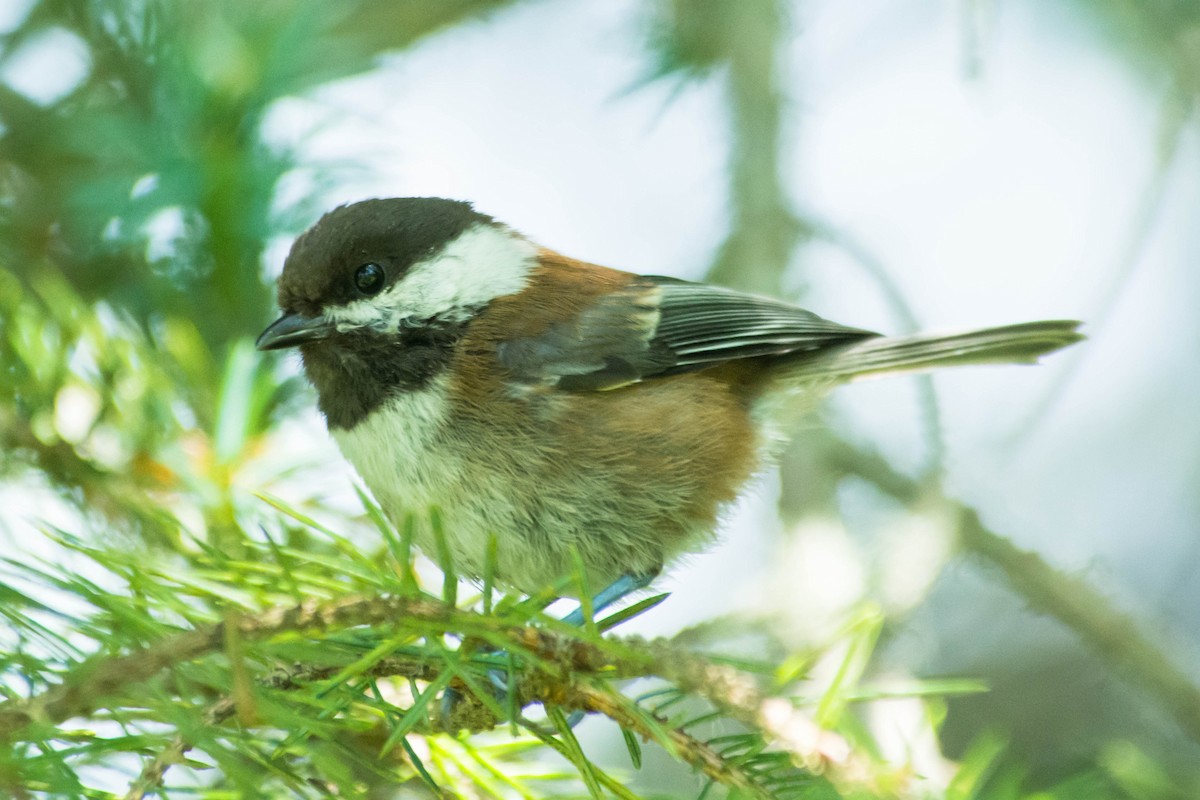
[326,223,536,331]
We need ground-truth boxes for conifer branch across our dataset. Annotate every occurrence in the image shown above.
[7,588,896,797]
[0,595,452,739]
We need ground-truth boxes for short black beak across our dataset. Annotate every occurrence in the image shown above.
[255,312,335,351]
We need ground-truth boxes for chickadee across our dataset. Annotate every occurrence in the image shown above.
[257,197,1081,604]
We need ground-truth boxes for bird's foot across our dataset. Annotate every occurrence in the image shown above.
[438,657,586,733]
[439,571,660,732]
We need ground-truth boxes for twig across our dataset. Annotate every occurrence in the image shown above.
[645,642,885,792]
[116,630,805,799]
[2,580,907,797]
[0,577,912,797]
[122,700,232,800]
[0,594,453,739]
[449,632,904,796]
[121,657,443,799]
[556,682,776,800]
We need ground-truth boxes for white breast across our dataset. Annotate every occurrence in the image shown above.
[330,377,514,580]
[330,377,461,517]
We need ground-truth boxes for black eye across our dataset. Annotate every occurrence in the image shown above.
[354,262,385,295]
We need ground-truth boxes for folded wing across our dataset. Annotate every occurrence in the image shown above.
[496,276,878,391]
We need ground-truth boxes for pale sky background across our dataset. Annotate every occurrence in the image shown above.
[2,0,1198,783]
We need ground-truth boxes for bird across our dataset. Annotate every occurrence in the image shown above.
[256,196,1082,615]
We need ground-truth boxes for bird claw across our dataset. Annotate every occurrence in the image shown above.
[440,666,586,733]
[439,679,503,733]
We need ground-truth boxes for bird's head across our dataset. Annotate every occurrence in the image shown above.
[257,197,536,352]
[255,197,540,428]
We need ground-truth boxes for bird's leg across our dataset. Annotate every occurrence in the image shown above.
[441,570,661,731]
[561,570,658,627]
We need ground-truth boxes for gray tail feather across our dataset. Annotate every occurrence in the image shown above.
[790,320,1084,381]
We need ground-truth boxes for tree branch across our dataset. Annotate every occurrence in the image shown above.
[0,594,453,739]
[7,588,908,798]
[121,658,439,800]
[556,681,776,800]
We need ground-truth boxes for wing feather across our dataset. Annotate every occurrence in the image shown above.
[496,274,877,390]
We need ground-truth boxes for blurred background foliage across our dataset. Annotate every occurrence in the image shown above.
[1,0,1199,797]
